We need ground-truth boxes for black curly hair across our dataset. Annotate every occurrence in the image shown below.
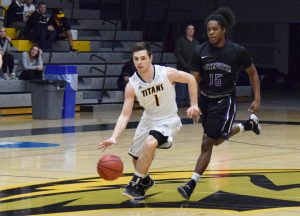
[205,7,236,30]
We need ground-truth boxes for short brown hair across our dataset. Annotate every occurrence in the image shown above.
[132,41,152,57]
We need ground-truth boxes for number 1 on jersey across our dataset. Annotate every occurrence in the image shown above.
[154,95,160,106]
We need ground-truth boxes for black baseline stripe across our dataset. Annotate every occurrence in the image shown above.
[0,119,299,138]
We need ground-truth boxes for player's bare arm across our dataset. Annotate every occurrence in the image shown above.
[98,83,135,150]
[192,71,201,83]
[245,64,261,113]
[192,70,202,113]
[166,67,200,120]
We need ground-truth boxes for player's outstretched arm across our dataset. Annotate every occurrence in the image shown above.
[245,64,261,113]
[98,83,135,151]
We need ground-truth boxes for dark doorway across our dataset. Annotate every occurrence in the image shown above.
[289,24,300,86]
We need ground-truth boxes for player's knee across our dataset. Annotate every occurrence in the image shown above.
[214,138,225,146]
[144,136,158,151]
[201,136,214,152]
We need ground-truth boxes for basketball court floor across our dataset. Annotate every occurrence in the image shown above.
[0,90,300,216]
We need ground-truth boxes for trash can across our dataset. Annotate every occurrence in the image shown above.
[30,80,66,120]
[44,65,78,119]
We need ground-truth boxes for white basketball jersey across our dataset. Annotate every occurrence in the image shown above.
[129,65,178,121]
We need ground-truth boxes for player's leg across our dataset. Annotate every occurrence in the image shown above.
[135,132,162,191]
[124,117,181,200]
[124,119,181,200]
[195,134,217,174]
[66,30,79,52]
[237,114,261,135]
[123,121,159,199]
[123,123,148,199]
[225,95,261,138]
[178,95,236,200]
[177,134,217,200]
[126,156,154,192]
[123,133,161,200]
[216,113,261,145]
[135,133,159,174]
[215,114,261,146]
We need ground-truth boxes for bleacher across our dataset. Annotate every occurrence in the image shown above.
[0,0,252,115]
[0,0,179,115]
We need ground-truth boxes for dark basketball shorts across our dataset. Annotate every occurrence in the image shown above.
[55,34,68,41]
[200,94,237,140]
[54,30,68,41]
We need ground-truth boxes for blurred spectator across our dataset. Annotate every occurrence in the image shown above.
[24,2,55,51]
[117,59,136,91]
[0,27,15,80]
[0,53,2,70]
[19,45,43,80]
[23,0,35,22]
[48,8,79,52]
[174,24,199,107]
[6,0,25,38]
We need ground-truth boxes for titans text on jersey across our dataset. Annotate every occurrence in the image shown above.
[141,84,164,97]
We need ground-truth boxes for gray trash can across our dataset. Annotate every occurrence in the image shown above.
[30,80,66,120]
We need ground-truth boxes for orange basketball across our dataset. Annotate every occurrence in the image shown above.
[97,154,124,181]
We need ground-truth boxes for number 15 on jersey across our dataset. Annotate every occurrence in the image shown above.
[209,74,223,87]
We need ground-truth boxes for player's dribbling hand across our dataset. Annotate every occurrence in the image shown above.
[98,137,117,152]
[186,105,201,124]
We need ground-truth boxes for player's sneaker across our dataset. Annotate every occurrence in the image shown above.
[243,114,261,135]
[10,73,16,80]
[141,175,155,191]
[177,184,194,200]
[69,47,80,52]
[122,182,145,200]
[3,73,10,80]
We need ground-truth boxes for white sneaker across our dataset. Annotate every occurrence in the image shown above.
[10,73,16,79]
[243,114,261,135]
[3,73,10,80]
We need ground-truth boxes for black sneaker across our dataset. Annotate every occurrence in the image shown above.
[243,114,261,135]
[177,184,194,200]
[141,176,155,192]
[122,182,145,200]
[69,47,80,52]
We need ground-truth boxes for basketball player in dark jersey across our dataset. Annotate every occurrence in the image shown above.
[177,7,261,200]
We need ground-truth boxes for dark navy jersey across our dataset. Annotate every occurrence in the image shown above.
[190,40,252,97]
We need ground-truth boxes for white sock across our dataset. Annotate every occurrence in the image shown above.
[134,171,146,178]
[191,172,201,182]
[238,123,245,132]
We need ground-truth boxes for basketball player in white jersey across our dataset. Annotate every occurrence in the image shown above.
[98,41,200,200]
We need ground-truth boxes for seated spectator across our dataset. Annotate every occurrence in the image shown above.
[0,27,15,80]
[117,59,136,91]
[23,0,35,22]
[48,8,79,52]
[19,46,43,80]
[24,2,55,51]
[6,0,25,38]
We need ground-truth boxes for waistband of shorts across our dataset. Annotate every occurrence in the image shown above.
[200,91,231,98]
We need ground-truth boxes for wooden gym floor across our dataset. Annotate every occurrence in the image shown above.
[0,90,300,216]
